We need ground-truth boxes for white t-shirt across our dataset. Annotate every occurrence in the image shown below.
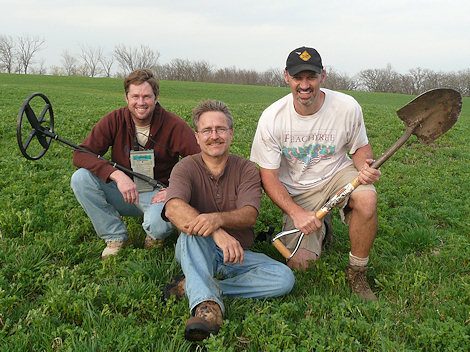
[250,89,368,196]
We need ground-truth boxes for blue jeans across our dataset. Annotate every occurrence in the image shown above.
[175,233,295,315]
[70,168,174,242]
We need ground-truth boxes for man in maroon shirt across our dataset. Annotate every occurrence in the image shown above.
[71,69,200,259]
[164,100,294,341]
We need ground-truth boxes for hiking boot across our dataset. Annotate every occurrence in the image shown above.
[101,241,125,259]
[184,301,223,341]
[144,234,164,249]
[163,275,186,300]
[345,264,377,301]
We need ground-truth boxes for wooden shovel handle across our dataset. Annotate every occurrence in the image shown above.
[272,238,293,259]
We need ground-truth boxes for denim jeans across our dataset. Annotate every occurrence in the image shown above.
[70,168,173,242]
[175,232,295,315]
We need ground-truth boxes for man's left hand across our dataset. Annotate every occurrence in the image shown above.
[184,213,222,237]
[212,228,244,265]
[358,159,381,185]
[151,188,167,204]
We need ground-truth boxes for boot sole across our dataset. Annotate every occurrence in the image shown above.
[184,322,217,341]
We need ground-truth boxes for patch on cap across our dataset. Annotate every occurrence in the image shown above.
[299,50,311,61]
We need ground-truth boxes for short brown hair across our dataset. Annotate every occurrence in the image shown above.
[124,69,159,97]
[192,100,234,131]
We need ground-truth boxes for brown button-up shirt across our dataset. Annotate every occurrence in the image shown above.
[165,153,261,249]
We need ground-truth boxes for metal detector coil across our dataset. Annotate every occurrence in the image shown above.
[16,92,166,190]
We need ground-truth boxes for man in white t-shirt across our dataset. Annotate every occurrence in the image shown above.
[250,46,381,300]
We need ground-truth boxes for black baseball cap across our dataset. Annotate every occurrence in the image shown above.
[285,46,323,76]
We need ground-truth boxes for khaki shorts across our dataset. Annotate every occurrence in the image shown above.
[281,164,376,256]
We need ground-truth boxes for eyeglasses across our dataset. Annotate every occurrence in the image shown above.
[197,127,231,137]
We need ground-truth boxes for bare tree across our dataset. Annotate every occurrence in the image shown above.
[324,67,357,91]
[17,35,45,74]
[259,68,285,87]
[213,66,238,84]
[80,45,103,77]
[455,69,470,96]
[61,50,78,76]
[358,64,400,92]
[114,44,160,74]
[99,54,115,77]
[166,58,191,81]
[49,65,66,76]
[0,34,16,73]
[30,58,48,75]
[192,60,213,82]
[407,67,428,94]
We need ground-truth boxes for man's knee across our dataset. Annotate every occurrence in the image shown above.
[143,218,174,239]
[277,265,295,295]
[287,248,319,271]
[261,260,295,296]
[350,191,377,218]
[70,168,95,191]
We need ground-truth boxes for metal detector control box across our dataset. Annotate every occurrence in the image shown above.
[130,150,155,192]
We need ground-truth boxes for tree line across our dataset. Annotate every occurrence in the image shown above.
[1,34,469,96]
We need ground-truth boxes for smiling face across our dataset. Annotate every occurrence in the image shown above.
[284,69,326,115]
[195,111,233,159]
[125,82,157,126]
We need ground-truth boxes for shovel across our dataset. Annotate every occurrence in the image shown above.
[272,88,463,260]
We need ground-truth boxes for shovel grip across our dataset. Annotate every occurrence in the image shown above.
[272,239,293,259]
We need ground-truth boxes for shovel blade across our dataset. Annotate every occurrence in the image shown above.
[396,88,462,145]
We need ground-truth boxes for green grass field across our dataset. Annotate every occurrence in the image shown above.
[0,73,469,351]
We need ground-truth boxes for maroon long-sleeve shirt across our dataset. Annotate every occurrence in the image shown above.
[73,103,200,185]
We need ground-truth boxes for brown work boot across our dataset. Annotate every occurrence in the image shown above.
[184,301,223,341]
[163,275,186,300]
[101,241,125,259]
[345,264,377,301]
[144,234,164,249]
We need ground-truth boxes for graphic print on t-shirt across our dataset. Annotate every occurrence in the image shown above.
[281,129,336,172]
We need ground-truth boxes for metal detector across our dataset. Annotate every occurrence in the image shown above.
[272,88,463,260]
[16,92,166,190]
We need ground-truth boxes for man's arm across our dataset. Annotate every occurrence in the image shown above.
[184,206,258,238]
[259,167,321,235]
[164,198,201,232]
[351,144,381,185]
[165,198,247,264]
[165,198,257,237]
[72,112,119,182]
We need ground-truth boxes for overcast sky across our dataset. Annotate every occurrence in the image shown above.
[1,0,469,76]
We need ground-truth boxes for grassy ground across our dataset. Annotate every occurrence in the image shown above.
[0,73,469,351]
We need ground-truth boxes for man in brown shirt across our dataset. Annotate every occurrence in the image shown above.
[71,69,200,259]
[164,100,294,341]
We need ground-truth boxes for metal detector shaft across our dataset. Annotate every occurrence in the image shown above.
[17,92,166,190]
[39,126,166,190]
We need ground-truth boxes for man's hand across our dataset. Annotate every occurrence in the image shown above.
[151,188,167,204]
[110,170,139,204]
[291,208,322,235]
[212,228,244,264]
[260,167,320,234]
[184,213,223,237]
[357,159,381,185]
